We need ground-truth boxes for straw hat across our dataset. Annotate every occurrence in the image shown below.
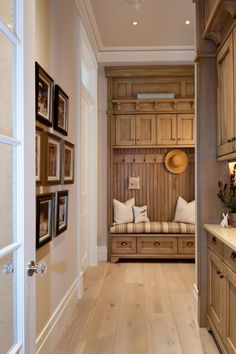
[165,149,188,174]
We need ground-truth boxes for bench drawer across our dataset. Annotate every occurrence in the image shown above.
[208,234,224,258]
[224,244,236,272]
[111,237,136,254]
[137,237,177,254]
[178,237,195,254]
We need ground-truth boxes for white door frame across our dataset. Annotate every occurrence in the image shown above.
[78,21,98,291]
[22,1,36,352]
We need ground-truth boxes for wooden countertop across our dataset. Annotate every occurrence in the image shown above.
[204,224,236,252]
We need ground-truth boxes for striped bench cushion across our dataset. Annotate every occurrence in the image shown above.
[110,221,195,234]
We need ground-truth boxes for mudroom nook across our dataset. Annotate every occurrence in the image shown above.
[105,66,196,263]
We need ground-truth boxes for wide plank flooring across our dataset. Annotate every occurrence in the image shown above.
[53,261,220,354]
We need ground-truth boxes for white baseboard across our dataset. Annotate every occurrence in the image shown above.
[81,253,88,274]
[36,279,78,354]
[193,283,199,302]
[78,271,84,299]
[98,246,107,261]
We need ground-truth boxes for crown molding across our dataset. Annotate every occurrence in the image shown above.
[97,49,195,64]
[75,0,99,57]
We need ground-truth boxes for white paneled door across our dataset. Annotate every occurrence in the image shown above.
[0,2,36,354]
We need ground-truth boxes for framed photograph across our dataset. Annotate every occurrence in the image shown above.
[35,62,54,126]
[54,84,69,135]
[45,132,62,185]
[36,193,54,249]
[35,125,45,185]
[63,141,74,184]
[55,190,69,236]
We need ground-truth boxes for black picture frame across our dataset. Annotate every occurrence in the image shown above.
[35,125,45,185]
[36,193,54,249]
[54,84,69,135]
[55,190,68,236]
[45,132,62,185]
[62,141,74,184]
[35,62,54,126]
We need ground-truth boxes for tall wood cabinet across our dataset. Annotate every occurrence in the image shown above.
[207,231,236,354]
[217,30,235,157]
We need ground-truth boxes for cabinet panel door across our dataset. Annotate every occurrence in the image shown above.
[116,115,135,145]
[223,265,236,354]
[157,114,177,145]
[135,115,156,145]
[217,33,234,156]
[177,114,195,145]
[208,249,225,337]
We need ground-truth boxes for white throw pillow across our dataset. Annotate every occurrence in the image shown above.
[113,198,135,224]
[173,196,195,224]
[133,205,150,223]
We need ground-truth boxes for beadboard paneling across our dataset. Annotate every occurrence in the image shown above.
[112,148,195,222]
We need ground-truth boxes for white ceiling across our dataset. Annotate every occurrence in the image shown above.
[82,0,195,51]
[76,0,196,64]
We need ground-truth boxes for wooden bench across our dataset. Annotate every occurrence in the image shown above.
[109,221,195,263]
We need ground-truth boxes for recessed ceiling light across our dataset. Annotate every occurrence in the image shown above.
[132,21,138,26]
[185,20,191,25]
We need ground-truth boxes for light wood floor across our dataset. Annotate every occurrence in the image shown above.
[53,261,220,354]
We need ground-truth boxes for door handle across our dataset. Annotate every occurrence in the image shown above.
[27,260,47,277]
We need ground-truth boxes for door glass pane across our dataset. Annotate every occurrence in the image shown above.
[0,31,15,137]
[0,143,15,249]
[0,253,16,354]
[0,0,15,30]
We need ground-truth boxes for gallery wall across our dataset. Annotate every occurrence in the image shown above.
[35,0,80,351]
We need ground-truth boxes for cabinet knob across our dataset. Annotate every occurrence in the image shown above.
[121,241,127,246]
[219,274,225,279]
[230,252,236,262]
[227,138,232,143]
[187,241,193,247]
[153,242,160,247]
[216,270,221,275]
[212,237,217,245]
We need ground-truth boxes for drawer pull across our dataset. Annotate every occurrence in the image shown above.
[230,252,236,262]
[212,237,217,245]
[153,242,160,247]
[121,242,128,247]
[187,241,193,247]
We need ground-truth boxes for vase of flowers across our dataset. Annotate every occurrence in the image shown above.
[218,181,236,227]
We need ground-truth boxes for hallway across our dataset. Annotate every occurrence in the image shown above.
[54,261,219,354]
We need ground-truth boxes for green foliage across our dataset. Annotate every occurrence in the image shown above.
[218,181,236,213]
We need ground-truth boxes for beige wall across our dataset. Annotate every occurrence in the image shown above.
[35,0,79,341]
[97,67,107,246]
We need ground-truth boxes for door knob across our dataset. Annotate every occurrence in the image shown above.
[27,260,47,277]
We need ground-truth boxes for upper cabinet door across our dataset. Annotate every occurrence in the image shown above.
[116,115,135,145]
[177,114,195,145]
[157,114,177,145]
[135,115,156,145]
[217,33,234,157]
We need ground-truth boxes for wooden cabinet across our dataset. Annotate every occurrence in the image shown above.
[115,114,156,146]
[157,114,195,146]
[110,234,195,263]
[208,249,225,337]
[217,32,235,157]
[207,234,236,354]
[224,265,236,354]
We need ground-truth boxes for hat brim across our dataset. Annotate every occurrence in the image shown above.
[165,149,188,174]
